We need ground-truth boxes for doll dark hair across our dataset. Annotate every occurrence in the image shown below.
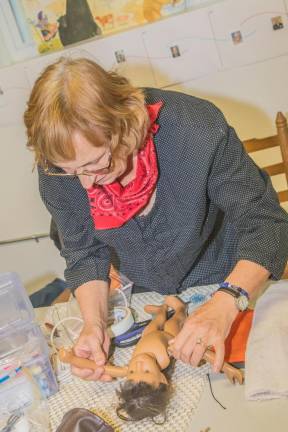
[116,361,175,423]
[116,381,171,423]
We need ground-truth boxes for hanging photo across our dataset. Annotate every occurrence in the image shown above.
[271,16,284,31]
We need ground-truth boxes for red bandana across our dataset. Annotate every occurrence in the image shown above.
[87,101,163,229]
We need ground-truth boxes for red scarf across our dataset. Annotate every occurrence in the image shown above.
[87,101,163,229]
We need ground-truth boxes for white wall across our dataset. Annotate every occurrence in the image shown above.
[0,32,11,67]
[0,0,287,293]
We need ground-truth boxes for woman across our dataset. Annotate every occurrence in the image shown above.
[24,57,288,382]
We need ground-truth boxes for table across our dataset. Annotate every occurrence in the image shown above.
[36,283,288,431]
[191,372,288,432]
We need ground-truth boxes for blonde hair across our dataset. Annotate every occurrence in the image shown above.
[24,57,149,170]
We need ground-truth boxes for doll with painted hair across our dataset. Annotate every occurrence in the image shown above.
[60,296,243,422]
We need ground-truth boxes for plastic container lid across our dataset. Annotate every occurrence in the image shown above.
[0,273,35,334]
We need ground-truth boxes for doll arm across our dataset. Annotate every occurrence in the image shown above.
[203,349,244,384]
[142,304,168,335]
[168,343,243,384]
[59,348,128,378]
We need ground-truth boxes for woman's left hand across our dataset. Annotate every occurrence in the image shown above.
[168,291,239,372]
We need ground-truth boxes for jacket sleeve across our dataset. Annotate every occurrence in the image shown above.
[38,167,111,292]
[207,118,288,279]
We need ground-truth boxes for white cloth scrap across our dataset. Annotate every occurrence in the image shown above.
[245,280,288,400]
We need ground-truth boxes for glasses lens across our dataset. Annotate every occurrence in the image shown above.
[84,154,112,176]
[44,153,112,177]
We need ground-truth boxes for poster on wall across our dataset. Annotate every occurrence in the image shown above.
[20,0,220,54]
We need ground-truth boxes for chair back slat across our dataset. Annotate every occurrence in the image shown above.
[278,190,288,203]
[243,136,279,153]
[263,162,284,176]
[243,112,288,203]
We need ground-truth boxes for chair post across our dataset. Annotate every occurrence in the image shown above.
[276,112,288,185]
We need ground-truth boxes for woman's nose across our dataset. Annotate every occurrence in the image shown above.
[78,174,96,189]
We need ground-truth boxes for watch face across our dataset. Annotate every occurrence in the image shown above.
[236,295,249,311]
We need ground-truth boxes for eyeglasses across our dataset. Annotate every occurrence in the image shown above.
[43,153,112,177]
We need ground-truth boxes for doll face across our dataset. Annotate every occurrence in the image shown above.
[127,353,168,387]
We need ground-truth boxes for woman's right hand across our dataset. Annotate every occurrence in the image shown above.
[71,322,112,382]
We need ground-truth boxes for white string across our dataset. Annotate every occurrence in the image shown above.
[50,292,129,353]
[115,287,128,308]
[49,292,132,384]
[50,317,84,353]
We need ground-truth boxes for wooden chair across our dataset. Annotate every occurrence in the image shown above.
[243,112,288,278]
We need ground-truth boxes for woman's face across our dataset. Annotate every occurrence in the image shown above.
[54,131,124,189]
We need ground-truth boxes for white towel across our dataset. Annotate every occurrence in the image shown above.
[245,280,288,400]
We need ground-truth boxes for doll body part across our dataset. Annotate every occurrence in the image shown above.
[125,296,187,386]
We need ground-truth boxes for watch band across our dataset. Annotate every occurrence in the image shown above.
[218,282,250,299]
[217,286,241,299]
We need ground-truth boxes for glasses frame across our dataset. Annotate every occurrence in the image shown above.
[43,153,112,177]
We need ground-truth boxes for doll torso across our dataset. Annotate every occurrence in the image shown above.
[131,330,172,369]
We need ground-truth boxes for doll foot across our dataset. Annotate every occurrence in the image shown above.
[144,304,168,315]
[164,295,186,312]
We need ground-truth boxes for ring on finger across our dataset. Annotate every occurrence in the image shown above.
[196,337,205,346]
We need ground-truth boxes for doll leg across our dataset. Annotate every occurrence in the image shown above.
[142,304,168,335]
[163,296,187,337]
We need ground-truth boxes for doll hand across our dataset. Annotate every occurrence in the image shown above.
[168,291,238,372]
[72,322,112,382]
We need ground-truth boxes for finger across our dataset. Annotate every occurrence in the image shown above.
[103,334,111,358]
[172,323,197,358]
[175,335,196,363]
[71,364,106,381]
[73,346,91,358]
[189,342,207,367]
[71,366,97,379]
[212,341,225,373]
[91,343,107,366]
[177,333,207,365]
[99,373,113,382]
[82,370,112,382]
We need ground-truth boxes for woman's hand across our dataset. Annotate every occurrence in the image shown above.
[169,291,239,372]
[71,322,112,381]
[73,280,111,381]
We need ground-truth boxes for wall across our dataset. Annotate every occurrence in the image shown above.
[0,31,11,67]
[0,0,287,293]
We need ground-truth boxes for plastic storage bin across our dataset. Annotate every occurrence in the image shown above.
[0,272,34,333]
[109,270,133,309]
[0,367,34,416]
[0,272,58,401]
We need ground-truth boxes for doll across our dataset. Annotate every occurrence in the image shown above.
[59,296,243,422]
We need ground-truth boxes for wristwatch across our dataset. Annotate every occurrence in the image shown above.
[216,282,250,312]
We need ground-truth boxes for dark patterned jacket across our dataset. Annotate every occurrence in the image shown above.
[39,88,288,294]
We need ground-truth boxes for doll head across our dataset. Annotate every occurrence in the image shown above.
[116,353,172,422]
